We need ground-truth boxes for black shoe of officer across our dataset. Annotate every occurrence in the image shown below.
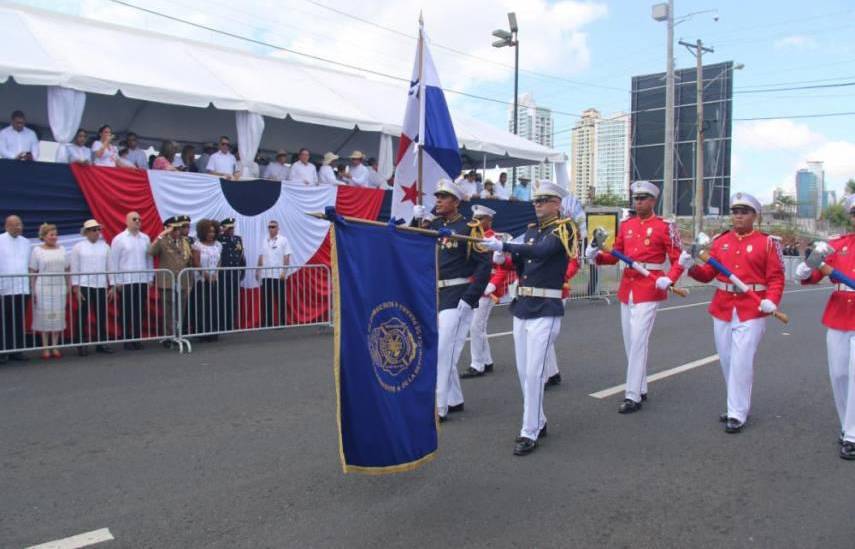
[545,373,561,388]
[448,403,464,414]
[724,418,744,434]
[618,399,642,414]
[460,367,484,379]
[513,437,537,456]
[840,442,855,460]
[96,345,114,354]
[641,393,648,402]
[77,346,89,357]
[484,363,494,373]
[719,413,728,423]
[514,424,547,444]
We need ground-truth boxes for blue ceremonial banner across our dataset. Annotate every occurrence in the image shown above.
[331,221,439,474]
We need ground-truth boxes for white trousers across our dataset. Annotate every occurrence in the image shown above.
[468,296,495,372]
[620,297,659,402]
[713,311,766,423]
[513,316,562,440]
[545,343,559,379]
[437,306,472,416]
[827,329,855,443]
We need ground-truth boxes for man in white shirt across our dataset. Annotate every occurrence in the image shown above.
[71,219,115,356]
[124,133,148,169]
[195,143,216,173]
[459,170,478,200]
[111,211,154,350]
[265,149,291,181]
[0,215,32,363]
[257,220,292,327]
[367,158,390,188]
[288,148,319,185]
[343,150,370,187]
[495,172,511,200]
[0,111,39,161]
[318,152,339,185]
[206,136,239,179]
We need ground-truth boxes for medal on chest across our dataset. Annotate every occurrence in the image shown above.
[746,244,753,254]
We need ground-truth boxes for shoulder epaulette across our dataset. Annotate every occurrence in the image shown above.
[768,234,781,241]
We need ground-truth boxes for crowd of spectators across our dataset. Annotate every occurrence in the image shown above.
[0,212,295,361]
[0,110,533,199]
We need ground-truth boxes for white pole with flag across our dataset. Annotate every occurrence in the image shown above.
[391,15,462,222]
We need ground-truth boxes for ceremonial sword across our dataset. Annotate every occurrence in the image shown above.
[806,241,855,290]
[590,227,690,298]
[688,232,789,324]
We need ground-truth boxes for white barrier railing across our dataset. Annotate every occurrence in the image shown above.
[175,265,332,353]
[0,269,177,359]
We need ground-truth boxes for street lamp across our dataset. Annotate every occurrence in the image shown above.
[493,12,519,190]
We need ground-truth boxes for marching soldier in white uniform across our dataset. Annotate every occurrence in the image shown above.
[412,180,491,421]
[483,181,577,455]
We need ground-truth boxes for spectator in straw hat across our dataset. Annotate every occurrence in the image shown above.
[319,152,339,185]
[343,150,370,187]
[71,219,115,356]
[265,149,291,181]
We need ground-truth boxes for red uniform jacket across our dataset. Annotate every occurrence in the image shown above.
[595,215,684,304]
[688,230,785,322]
[801,233,855,331]
[485,229,517,299]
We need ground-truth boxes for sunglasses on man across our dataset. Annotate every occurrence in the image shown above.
[730,207,754,215]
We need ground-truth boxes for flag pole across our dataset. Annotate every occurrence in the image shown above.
[416,12,425,206]
[305,212,486,244]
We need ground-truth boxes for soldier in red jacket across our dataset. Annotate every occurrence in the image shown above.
[680,192,785,434]
[585,180,685,414]
[795,195,855,459]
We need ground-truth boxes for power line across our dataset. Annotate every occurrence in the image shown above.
[736,81,855,94]
[104,0,588,119]
[734,111,855,121]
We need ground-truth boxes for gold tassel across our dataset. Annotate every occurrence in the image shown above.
[546,218,578,259]
[467,220,487,258]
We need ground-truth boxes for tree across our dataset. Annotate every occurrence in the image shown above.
[592,192,629,207]
[846,178,855,195]
[822,203,853,231]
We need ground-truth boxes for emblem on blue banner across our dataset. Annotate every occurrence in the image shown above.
[368,301,424,392]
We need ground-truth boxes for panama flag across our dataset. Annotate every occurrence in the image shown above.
[391,18,462,222]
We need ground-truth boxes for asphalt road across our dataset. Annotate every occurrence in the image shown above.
[1,284,852,548]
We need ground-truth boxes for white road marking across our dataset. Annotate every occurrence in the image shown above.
[26,528,114,549]
[589,355,720,399]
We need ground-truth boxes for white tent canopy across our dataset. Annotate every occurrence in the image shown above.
[0,4,566,169]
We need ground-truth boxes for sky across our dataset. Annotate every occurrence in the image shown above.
[14,0,855,202]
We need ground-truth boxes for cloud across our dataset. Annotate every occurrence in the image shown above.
[773,35,817,49]
[805,140,855,183]
[734,119,824,151]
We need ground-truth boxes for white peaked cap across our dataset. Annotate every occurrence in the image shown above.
[532,180,569,199]
[630,180,660,199]
[730,192,762,213]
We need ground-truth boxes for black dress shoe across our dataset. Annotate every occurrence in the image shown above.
[841,442,855,460]
[719,413,728,423]
[95,345,114,354]
[448,403,464,413]
[515,424,548,443]
[545,373,562,387]
[460,367,484,379]
[514,437,537,456]
[641,393,648,402]
[484,363,494,373]
[9,352,29,362]
[618,399,642,414]
[77,347,90,357]
[725,418,744,433]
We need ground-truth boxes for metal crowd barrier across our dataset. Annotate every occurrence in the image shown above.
[0,269,177,358]
[175,265,332,353]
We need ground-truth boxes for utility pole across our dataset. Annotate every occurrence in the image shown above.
[680,38,714,237]
[656,1,675,217]
[492,13,519,191]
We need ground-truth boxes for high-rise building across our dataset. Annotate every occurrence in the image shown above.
[595,113,630,198]
[807,160,825,217]
[570,108,599,202]
[796,168,818,219]
[508,92,554,184]
[823,190,837,211]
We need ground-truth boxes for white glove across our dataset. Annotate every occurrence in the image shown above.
[456,299,472,312]
[759,299,777,314]
[484,283,496,296]
[678,251,695,270]
[492,251,506,264]
[655,276,672,291]
[584,244,598,261]
[481,236,504,253]
[794,262,813,281]
[412,205,426,219]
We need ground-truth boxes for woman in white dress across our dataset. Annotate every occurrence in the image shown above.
[91,124,118,167]
[191,219,223,341]
[29,224,69,359]
[60,128,91,164]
